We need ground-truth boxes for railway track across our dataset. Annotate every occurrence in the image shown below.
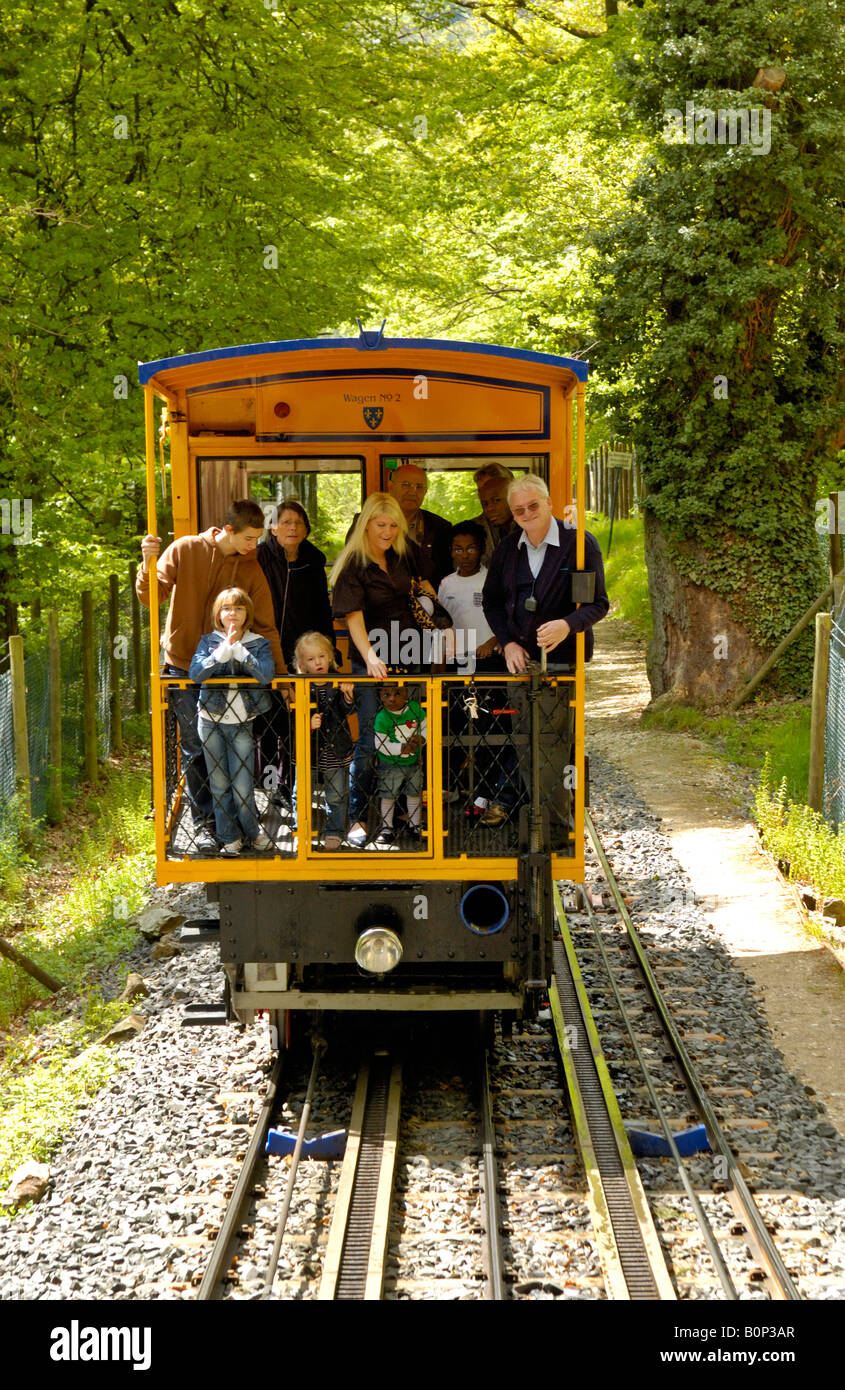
[547,810,802,1301]
[194,806,806,1301]
[196,1027,510,1300]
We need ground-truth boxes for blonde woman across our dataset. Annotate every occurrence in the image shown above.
[331,492,438,845]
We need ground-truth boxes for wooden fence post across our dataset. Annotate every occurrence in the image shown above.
[108,573,123,754]
[129,562,146,716]
[46,609,62,824]
[81,591,98,784]
[808,612,832,812]
[9,634,31,822]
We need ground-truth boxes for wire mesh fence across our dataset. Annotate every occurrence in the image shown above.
[157,673,576,862]
[0,577,150,838]
[0,663,14,837]
[823,611,845,831]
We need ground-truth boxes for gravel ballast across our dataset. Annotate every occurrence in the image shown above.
[0,751,843,1300]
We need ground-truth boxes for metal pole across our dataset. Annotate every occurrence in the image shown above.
[263,1039,325,1296]
[607,467,621,556]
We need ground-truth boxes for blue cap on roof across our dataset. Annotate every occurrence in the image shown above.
[138,336,589,385]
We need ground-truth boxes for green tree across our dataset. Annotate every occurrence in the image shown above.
[0,0,438,627]
[0,0,652,643]
[590,0,845,703]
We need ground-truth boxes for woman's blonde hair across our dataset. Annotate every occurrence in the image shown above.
[212,586,254,630]
[329,492,408,585]
[294,630,337,672]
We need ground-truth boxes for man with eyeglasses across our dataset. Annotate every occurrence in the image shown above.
[386,461,453,586]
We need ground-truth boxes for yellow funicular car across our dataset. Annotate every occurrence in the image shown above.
[139,330,593,1026]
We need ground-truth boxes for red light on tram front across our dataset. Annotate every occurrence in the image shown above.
[274,401,291,418]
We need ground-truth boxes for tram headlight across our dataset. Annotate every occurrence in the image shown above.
[354,926,403,975]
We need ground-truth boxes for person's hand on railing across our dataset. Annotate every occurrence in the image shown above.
[365,646,388,680]
[536,618,570,653]
[504,641,529,674]
[141,535,161,572]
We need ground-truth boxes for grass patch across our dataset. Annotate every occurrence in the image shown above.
[0,751,154,1189]
[587,513,652,642]
[642,699,811,802]
[0,1040,122,1188]
[0,758,154,1028]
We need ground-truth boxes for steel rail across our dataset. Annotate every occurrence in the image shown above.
[584,808,801,1301]
[550,926,674,1299]
[576,884,738,1298]
[197,1048,285,1301]
[262,1038,326,1297]
[478,1045,506,1300]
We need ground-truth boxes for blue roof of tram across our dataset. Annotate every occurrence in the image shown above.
[138,336,589,385]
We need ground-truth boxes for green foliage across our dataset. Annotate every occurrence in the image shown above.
[0,1037,120,1191]
[590,0,845,682]
[0,759,153,1187]
[588,513,653,639]
[0,762,153,1026]
[0,813,35,904]
[0,0,647,630]
[0,1,469,609]
[754,754,845,901]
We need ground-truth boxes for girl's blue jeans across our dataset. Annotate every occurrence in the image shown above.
[200,720,261,844]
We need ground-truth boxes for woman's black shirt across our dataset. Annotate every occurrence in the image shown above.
[331,546,420,639]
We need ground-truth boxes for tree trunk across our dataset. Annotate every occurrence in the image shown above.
[644,514,768,705]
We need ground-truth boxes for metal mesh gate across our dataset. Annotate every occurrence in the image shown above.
[824,612,845,830]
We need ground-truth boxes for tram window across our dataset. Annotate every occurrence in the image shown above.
[198,456,364,564]
[380,455,546,525]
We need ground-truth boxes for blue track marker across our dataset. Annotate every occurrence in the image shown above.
[265,1128,347,1159]
[625,1124,710,1157]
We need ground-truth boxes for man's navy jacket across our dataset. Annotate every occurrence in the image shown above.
[482,519,609,665]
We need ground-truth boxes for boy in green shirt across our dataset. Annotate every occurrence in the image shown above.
[373,684,427,847]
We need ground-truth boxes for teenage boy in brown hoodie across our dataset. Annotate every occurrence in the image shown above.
[138,499,285,849]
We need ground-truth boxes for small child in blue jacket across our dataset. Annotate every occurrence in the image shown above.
[189,587,275,855]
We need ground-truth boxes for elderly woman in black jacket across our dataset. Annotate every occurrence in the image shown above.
[257,499,336,668]
[255,499,336,808]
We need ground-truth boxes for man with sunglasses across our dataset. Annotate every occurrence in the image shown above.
[482,474,608,674]
[479,474,608,834]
